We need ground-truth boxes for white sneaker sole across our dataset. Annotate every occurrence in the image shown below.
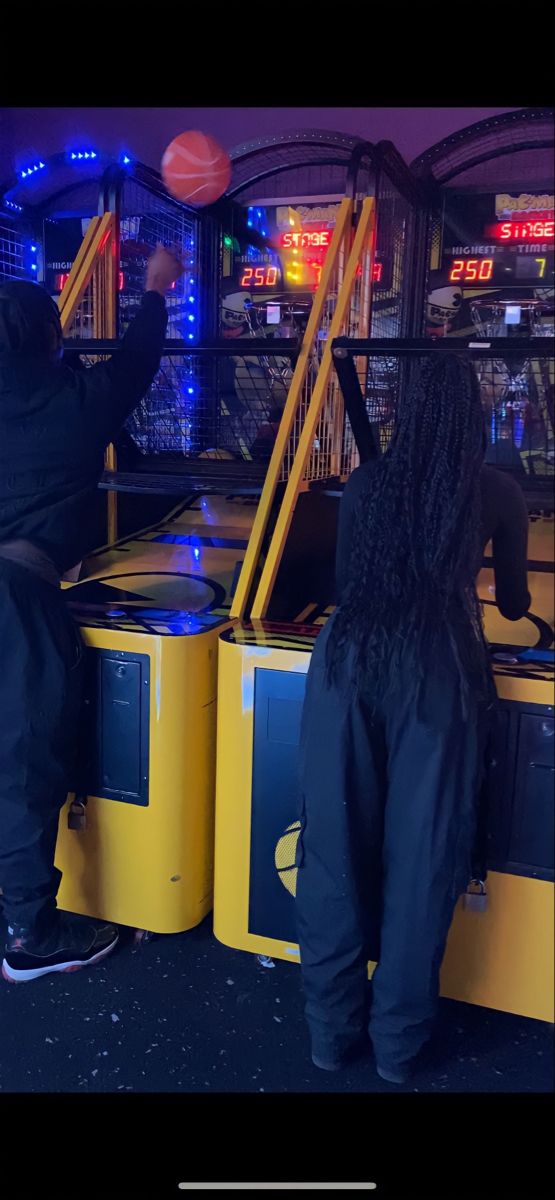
[1,936,119,983]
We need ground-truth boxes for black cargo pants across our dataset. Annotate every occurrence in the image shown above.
[0,559,84,933]
[295,615,491,1070]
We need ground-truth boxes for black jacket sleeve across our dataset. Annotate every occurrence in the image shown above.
[75,291,168,447]
[489,473,531,621]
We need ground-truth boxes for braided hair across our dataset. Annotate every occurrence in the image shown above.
[0,280,62,357]
[326,354,492,712]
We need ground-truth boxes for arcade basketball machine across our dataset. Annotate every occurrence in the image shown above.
[0,132,417,939]
[213,110,554,1023]
[0,147,230,938]
[0,145,291,939]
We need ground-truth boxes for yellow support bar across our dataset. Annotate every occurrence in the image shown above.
[251,196,376,620]
[230,196,354,620]
[97,212,119,544]
[58,213,115,333]
[104,443,118,544]
[58,211,119,542]
[57,216,102,327]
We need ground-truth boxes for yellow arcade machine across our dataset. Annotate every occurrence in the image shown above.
[213,350,554,1024]
[49,206,296,939]
[213,114,555,1022]
[43,134,403,939]
[52,209,224,937]
[45,145,364,938]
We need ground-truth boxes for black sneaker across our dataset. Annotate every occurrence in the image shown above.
[2,913,119,983]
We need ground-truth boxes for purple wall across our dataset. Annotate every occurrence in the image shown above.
[1,106,518,182]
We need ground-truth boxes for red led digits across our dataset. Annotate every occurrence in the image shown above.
[448,259,493,282]
[240,265,279,287]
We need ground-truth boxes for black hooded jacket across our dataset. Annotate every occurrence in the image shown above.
[0,291,167,574]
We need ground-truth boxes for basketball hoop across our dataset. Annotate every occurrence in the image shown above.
[470,298,551,339]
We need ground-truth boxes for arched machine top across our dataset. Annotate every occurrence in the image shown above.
[410,107,554,188]
[230,128,366,161]
[1,135,368,218]
[1,131,428,225]
[226,129,372,206]
[228,130,426,210]
[0,149,199,221]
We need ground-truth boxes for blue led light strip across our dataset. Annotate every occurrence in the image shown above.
[20,161,46,179]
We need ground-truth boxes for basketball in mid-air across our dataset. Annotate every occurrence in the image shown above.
[161,131,231,207]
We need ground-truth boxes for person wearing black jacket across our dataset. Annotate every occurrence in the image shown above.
[0,246,183,982]
[295,355,531,1083]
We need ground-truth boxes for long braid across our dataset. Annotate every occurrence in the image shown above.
[326,354,491,709]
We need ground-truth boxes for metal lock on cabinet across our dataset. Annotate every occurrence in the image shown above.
[463,879,487,913]
[68,797,87,832]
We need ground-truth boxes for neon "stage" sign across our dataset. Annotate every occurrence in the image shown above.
[486,221,554,242]
[280,230,332,249]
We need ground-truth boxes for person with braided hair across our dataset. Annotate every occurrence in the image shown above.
[0,247,183,983]
[295,354,530,1083]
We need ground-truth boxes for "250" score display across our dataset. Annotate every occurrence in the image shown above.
[448,258,493,282]
[240,266,279,287]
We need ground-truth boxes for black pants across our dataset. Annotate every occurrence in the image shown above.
[296,616,491,1069]
[0,560,84,932]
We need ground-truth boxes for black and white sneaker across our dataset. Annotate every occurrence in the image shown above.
[2,914,119,983]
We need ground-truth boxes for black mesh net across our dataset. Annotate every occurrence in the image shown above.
[116,180,296,462]
[364,176,414,450]
[75,347,294,463]
[0,219,30,282]
[118,178,203,457]
[350,350,554,483]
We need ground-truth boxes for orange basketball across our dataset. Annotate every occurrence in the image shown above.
[161,130,231,207]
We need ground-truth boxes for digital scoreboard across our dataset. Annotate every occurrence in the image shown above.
[440,191,554,290]
[447,253,551,285]
[228,202,390,300]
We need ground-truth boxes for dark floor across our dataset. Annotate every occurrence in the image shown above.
[0,916,552,1094]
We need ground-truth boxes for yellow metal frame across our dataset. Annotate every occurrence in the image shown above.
[230,196,355,620]
[58,213,116,334]
[250,197,376,619]
[58,212,119,543]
